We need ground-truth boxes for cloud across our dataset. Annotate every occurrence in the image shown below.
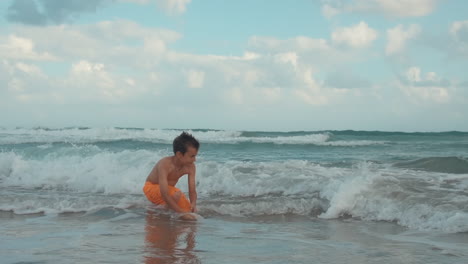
[156,0,191,15]
[294,68,330,105]
[7,20,181,64]
[331,21,378,48]
[386,24,421,55]
[5,0,191,26]
[322,0,440,18]
[1,21,366,113]
[7,0,111,25]
[69,60,134,102]
[324,69,371,89]
[186,69,205,88]
[247,35,358,70]
[120,0,193,15]
[397,67,451,104]
[449,20,468,55]
[0,34,57,61]
[1,59,54,104]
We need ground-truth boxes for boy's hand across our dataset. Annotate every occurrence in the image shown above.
[191,205,197,213]
[179,213,197,221]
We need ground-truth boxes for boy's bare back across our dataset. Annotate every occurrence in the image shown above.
[146,156,196,186]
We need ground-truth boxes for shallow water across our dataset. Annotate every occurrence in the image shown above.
[2,208,467,264]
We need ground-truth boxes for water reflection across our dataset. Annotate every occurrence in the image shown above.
[144,210,200,264]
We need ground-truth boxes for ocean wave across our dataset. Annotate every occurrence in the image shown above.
[1,150,467,232]
[0,127,202,144]
[394,156,468,174]
[0,192,146,215]
[317,163,468,233]
[0,150,156,194]
[0,127,388,146]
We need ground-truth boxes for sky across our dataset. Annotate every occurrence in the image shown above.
[0,0,467,132]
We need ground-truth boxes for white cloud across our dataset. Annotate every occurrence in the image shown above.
[0,35,57,61]
[406,67,422,82]
[450,20,468,55]
[294,68,349,105]
[322,4,340,19]
[69,60,132,101]
[274,52,298,69]
[322,0,440,18]
[249,36,331,53]
[376,0,438,17]
[72,60,105,74]
[247,35,357,70]
[186,69,205,88]
[8,78,26,93]
[0,21,374,124]
[7,21,181,69]
[332,21,378,48]
[12,62,44,77]
[386,24,421,55]
[450,20,468,37]
[398,67,451,104]
[68,60,120,101]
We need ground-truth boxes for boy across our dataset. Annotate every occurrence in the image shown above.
[143,132,199,220]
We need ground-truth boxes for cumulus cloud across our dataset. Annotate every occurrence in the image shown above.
[331,21,378,48]
[247,35,358,70]
[0,34,57,61]
[66,59,148,103]
[322,0,440,18]
[386,24,421,55]
[2,19,371,113]
[449,20,468,55]
[7,20,181,65]
[1,59,54,103]
[397,67,451,104]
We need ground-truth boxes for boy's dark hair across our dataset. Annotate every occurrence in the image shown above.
[173,132,200,154]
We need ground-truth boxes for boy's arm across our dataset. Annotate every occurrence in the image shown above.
[187,165,197,212]
[158,166,185,213]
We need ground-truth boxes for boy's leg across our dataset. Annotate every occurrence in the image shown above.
[173,191,182,202]
[170,190,191,212]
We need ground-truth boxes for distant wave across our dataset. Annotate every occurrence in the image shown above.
[0,127,386,146]
[326,130,468,137]
[394,157,468,174]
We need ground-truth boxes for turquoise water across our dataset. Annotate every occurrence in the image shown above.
[1,127,468,263]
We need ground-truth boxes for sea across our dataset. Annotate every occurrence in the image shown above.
[1,127,468,264]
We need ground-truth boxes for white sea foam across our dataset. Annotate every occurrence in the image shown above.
[317,163,468,233]
[0,150,157,194]
[0,193,147,215]
[1,150,467,232]
[0,127,385,146]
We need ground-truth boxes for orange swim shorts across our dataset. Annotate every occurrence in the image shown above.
[143,181,192,212]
